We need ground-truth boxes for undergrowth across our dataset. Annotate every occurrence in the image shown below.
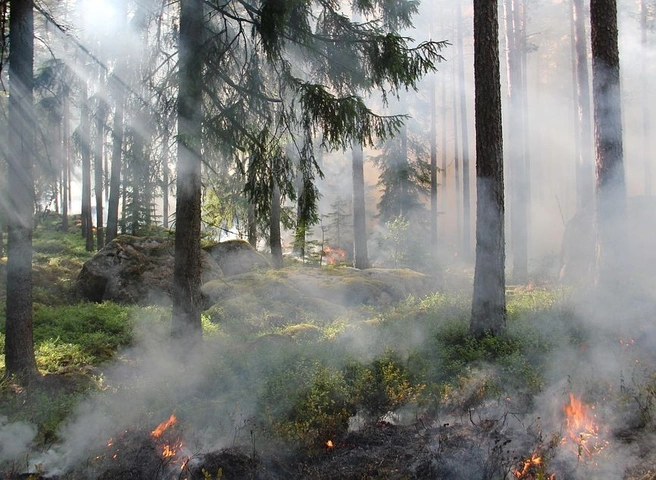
[3,222,646,470]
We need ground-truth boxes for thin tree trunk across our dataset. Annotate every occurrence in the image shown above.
[400,124,409,217]
[505,0,528,283]
[451,45,462,253]
[80,82,94,252]
[172,0,204,347]
[106,0,127,243]
[106,91,123,242]
[61,95,69,232]
[470,0,507,337]
[641,0,651,195]
[352,143,369,269]
[440,72,448,232]
[5,0,38,378]
[270,181,283,268]
[457,2,472,260]
[247,200,257,247]
[590,0,626,289]
[94,102,105,250]
[430,77,438,255]
[573,0,594,211]
[162,129,170,229]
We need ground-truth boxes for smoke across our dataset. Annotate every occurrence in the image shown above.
[0,417,37,464]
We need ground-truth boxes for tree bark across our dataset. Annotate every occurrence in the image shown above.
[106,0,127,243]
[470,0,507,337]
[505,0,528,283]
[572,0,594,211]
[247,200,257,247]
[430,77,438,256]
[451,39,462,253]
[171,0,204,348]
[590,0,626,289]
[93,101,106,250]
[641,0,651,195]
[5,0,38,378]
[352,143,369,269]
[457,1,472,261]
[162,129,170,229]
[61,95,70,233]
[80,82,94,252]
[270,181,283,268]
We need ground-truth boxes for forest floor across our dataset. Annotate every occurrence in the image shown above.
[2,222,656,479]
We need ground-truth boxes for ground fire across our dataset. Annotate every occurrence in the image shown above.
[323,246,346,265]
[562,393,608,459]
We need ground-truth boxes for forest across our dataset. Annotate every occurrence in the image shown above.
[1,0,655,478]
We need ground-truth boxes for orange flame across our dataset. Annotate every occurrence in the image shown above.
[323,246,346,265]
[151,414,177,438]
[562,393,606,459]
[162,441,182,458]
[512,453,542,478]
[326,439,334,449]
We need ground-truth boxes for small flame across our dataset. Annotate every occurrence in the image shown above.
[562,393,607,459]
[326,439,334,449]
[151,414,177,438]
[162,442,182,458]
[512,453,542,478]
[323,246,346,265]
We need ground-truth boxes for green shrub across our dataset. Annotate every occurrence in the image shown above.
[344,350,425,422]
[261,358,354,449]
[36,338,93,373]
[32,303,133,357]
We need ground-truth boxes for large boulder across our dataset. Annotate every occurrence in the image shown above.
[205,239,270,276]
[76,235,223,304]
[560,196,656,284]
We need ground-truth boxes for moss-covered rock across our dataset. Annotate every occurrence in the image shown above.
[205,239,270,276]
[76,235,222,304]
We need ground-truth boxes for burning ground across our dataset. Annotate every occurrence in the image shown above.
[4,256,656,478]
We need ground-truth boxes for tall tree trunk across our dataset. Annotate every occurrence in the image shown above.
[641,0,651,195]
[451,45,462,253]
[162,130,170,229]
[430,77,438,256]
[470,0,507,337]
[352,143,369,269]
[270,181,283,268]
[106,91,124,242]
[440,73,448,232]
[572,0,594,211]
[247,200,257,247]
[457,1,472,260]
[61,95,70,233]
[5,0,38,378]
[80,82,94,252]
[505,0,528,283]
[106,0,127,243]
[172,0,204,347]
[93,102,106,250]
[400,124,409,217]
[293,172,306,260]
[590,0,626,289]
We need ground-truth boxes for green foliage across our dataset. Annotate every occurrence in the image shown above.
[344,349,424,422]
[31,302,133,364]
[260,350,425,450]
[36,339,93,373]
[261,358,354,448]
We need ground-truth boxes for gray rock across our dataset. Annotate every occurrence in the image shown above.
[205,239,270,276]
[76,235,222,304]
